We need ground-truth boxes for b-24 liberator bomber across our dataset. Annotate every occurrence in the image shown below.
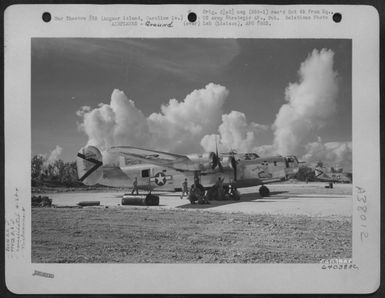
[76,145,299,197]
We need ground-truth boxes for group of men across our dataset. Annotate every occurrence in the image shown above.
[186,177,210,204]
[130,175,240,204]
[181,176,240,204]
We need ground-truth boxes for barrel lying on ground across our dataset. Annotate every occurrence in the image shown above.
[77,201,100,207]
[121,193,159,206]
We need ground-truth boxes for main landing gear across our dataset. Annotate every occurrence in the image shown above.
[259,185,270,197]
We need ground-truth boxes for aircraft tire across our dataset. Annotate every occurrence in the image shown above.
[259,186,270,197]
[145,194,160,206]
[188,194,198,204]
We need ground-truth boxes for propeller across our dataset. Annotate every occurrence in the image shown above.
[209,140,224,172]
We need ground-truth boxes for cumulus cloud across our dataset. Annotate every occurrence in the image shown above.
[301,138,352,171]
[148,83,229,152]
[76,106,91,117]
[76,48,350,170]
[78,90,149,150]
[200,111,268,153]
[77,83,229,161]
[37,145,63,174]
[44,145,63,166]
[272,49,339,156]
[201,50,339,157]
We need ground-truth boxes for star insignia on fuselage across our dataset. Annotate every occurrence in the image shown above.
[154,172,166,186]
[150,172,172,186]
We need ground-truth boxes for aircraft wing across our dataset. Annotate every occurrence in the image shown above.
[109,146,191,167]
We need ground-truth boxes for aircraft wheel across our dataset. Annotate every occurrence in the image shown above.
[259,185,270,197]
[188,194,198,204]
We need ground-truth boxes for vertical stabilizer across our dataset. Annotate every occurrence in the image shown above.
[76,146,103,185]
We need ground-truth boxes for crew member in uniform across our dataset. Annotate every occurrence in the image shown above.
[216,177,225,200]
[131,177,139,195]
[180,178,189,199]
[189,176,209,204]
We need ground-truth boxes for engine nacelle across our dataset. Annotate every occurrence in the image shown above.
[76,146,103,185]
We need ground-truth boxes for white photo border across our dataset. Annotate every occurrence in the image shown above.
[4,4,380,294]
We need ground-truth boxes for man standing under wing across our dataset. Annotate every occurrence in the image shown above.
[180,178,188,199]
[131,177,139,195]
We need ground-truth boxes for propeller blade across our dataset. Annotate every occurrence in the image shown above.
[214,139,224,172]
[209,152,218,169]
[215,140,218,156]
[230,156,237,181]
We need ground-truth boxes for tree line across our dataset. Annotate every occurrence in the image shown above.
[31,155,83,187]
[294,164,351,182]
[294,166,316,181]
[31,154,349,187]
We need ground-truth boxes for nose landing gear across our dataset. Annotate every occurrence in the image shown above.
[259,185,270,197]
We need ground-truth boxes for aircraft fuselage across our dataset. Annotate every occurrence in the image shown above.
[97,155,299,191]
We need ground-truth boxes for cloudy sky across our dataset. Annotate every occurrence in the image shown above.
[32,38,352,170]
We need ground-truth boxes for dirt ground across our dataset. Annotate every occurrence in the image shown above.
[32,207,351,263]
[32,183,352,263]
[35,182,352,217]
